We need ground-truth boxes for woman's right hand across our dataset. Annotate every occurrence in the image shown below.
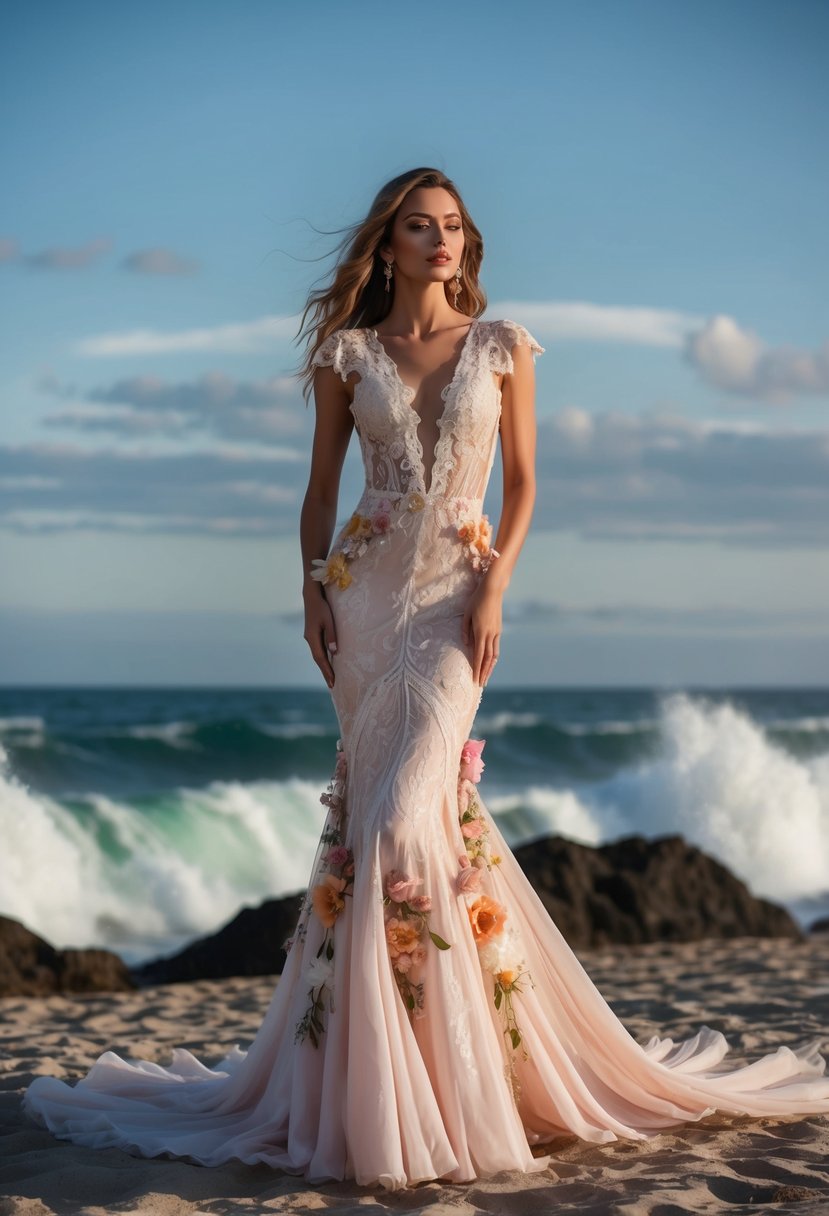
[303,588,338,689]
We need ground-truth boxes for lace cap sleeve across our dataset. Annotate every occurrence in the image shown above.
[487,319,545,376]
[310,328,363,384]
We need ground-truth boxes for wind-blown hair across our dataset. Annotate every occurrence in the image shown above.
[296,167,486,404]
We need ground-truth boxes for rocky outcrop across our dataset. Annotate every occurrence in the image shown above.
[133,833,801,987]
[512,832,801,948]
[133,893,304,987]
[0,916,136,997]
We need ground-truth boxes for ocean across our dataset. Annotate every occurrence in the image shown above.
[1,685,828,966]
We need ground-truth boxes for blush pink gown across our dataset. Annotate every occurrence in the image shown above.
[22,318,829,1190]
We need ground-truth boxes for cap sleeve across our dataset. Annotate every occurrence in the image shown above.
[311,328,364,384]
[487,319,545,376]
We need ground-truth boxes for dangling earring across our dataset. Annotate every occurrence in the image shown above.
[384,259,394,293]
[451,264,463,303]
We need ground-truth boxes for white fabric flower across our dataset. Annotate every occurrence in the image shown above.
[478,925,525,975]
[304,954,334,990]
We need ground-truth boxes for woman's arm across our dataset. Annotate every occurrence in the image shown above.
[300,363,354,688]
[462,341,537,686]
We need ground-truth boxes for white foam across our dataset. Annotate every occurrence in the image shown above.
[0,717,45,733]
[488,692,829,908]
[561,719,657,736]
[124,721,200,749]
[0,748,328,963]
[590,691,829,902]
[489,785,612,847]
[472,711,542,732]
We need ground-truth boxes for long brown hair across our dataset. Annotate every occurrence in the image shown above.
[295,167,486,405]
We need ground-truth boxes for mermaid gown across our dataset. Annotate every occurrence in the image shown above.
[22,317,829,1190]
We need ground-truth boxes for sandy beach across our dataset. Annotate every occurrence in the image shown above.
[1,933,828,1215]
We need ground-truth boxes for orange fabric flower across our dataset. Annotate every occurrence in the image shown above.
[467,895,508,944]
[385,916,421,958]
[311,873,347,927]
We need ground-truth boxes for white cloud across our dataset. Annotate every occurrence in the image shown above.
[40,370,306,444]
[74,315,301,357]
[490,300,704,347]
[685,315,829,402]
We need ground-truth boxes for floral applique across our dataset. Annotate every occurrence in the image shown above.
[457,739,501,871]
[456,512,500,575]
[383,869,450,1019]
[309,494,499,588]
[455,737,534,1095]
[309,494,423,589]
[294,739,354,1048]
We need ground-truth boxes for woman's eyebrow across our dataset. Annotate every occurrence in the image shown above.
[402,211,462,220]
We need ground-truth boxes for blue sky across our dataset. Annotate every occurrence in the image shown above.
[1,0,827,686]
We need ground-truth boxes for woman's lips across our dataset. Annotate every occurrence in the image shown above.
[428,255,451,263]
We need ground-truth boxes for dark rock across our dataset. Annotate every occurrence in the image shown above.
[133,833,801,986]
[133,892,305,987]
[512,833,801,949]
[808,916,829,934]
[0,916,136,997]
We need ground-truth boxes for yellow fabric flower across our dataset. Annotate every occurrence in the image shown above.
[345,513,373,539]
[407,492,425,513]
[309,552,352,589]
[327,553,352,589]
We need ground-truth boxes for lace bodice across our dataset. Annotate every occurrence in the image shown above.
[311,318,544,502]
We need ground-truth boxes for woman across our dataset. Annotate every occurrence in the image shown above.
[23,167,829,1191]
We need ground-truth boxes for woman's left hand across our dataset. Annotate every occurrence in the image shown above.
[462,581,503,687]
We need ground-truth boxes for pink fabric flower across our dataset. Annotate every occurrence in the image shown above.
[411,944,428,966]
[394,951,414,973]
[461,819,485,840]
[323,844,350,867]
[371,512,392,535]
[460,738,486,783]
[409,895,432,913]
[457,853,471,869]
[384,869,422,904]
[456,866,484,895]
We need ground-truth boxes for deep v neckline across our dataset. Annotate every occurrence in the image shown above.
[366,319,479,497]
[367,318,479,411]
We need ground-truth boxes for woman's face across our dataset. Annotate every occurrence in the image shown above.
[381,185,465,292]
